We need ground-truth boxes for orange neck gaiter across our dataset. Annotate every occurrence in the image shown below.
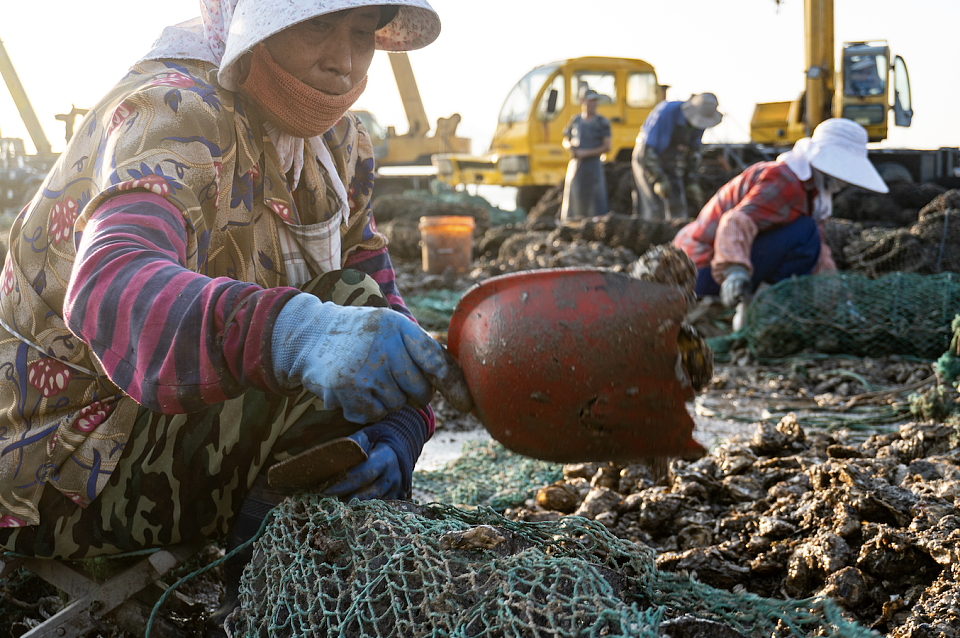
[239,43,368,138]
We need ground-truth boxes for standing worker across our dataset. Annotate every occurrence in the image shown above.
[0,0,470,633]
[560,88,612,221]
[673,118,888,327]
[632,92,723,220]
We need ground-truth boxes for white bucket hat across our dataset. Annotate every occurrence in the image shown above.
[143,0,440,91]
[807,118,888,193]
[680,93,723,129]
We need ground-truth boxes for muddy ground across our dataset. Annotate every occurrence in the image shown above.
[3,183,959,637]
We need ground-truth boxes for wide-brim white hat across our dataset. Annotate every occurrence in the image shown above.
[680,93,723,129]
[807,118,888,193]
[219,0,441,91]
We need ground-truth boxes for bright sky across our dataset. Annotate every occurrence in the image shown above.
[3,0,958,157]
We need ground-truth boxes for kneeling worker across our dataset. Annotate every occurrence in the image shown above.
[673,118,888,326]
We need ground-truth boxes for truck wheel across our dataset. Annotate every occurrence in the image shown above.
[517,186,549,213]
[876,162,913,184]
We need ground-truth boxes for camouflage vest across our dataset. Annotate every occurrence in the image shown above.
[0,59,381,527]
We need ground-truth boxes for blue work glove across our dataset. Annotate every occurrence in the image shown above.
[323,407,427,500]
[719,265,751,308]
[272,293,473,424]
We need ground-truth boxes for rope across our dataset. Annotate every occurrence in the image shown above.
[146,505,279,638]
[936,209,950,273]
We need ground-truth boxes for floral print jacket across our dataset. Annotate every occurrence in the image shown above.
[0,59,385,527]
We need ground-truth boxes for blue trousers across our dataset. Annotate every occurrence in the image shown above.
[695,216,822,297]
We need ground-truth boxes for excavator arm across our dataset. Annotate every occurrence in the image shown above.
[387,52,430,138]
[0,37,52,157]
[368,52,470,167]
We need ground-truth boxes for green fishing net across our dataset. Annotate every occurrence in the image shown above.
[403,289,464,332]
[230,495,875,638]
[708,272,960,360]
[413,440,563,510]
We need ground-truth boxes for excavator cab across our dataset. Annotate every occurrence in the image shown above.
[836,41,913,143]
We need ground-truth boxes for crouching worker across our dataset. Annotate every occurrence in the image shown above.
[673,118,888,327]
[0,0,469,632]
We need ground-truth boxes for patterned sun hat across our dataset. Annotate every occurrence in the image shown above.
[143,0,440,91]
[220,0,440,89]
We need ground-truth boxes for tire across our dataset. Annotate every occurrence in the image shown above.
[876,162,913,184]
[517,186,550,213]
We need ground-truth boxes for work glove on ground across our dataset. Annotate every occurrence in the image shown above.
[719,265,752,308]
[271,293,473,424]
[653,179,671,199]
[323,407,427,500]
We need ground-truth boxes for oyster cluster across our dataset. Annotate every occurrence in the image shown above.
[506,416,960,636]
[468,213,683,278]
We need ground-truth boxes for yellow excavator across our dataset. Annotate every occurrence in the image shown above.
[0,36,57,215]
[0,37,87,215]
[750,0,913,146]
[353,52,471,197]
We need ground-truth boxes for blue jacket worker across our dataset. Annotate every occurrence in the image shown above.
[632,93,722,221]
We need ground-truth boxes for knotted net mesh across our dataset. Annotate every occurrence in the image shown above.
[709,272,960,360]
[231,495,874,638]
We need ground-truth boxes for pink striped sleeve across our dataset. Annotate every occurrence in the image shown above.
[65,193,299,413]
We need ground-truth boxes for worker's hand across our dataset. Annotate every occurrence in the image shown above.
[685,182,703,208]
[322,407,427,500]
[653,179,671,199]
[719,265,751,308]
[271,293,473,424]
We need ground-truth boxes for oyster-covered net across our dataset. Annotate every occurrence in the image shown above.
[231,494,875,638]
[841,191,960,277]
[709,272,960,360]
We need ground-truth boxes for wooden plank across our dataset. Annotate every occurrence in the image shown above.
[22,558,95,599]
[20,543,204,638]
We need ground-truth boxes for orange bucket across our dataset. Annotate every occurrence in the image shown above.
[418,215,475,274]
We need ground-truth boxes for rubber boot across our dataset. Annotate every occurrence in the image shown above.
[207,475,292,638]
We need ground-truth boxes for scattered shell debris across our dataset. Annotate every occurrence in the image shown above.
[505,415,960,636]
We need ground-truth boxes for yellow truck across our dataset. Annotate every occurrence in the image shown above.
[432,56,666,211]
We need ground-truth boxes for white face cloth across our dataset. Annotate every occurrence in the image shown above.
[140,0,440,187]
[778,138,844,223]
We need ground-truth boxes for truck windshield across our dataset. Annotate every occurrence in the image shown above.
[498,63,561,124]
[573,71,616,105]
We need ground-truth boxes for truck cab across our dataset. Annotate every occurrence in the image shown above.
[433,57,665,210]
